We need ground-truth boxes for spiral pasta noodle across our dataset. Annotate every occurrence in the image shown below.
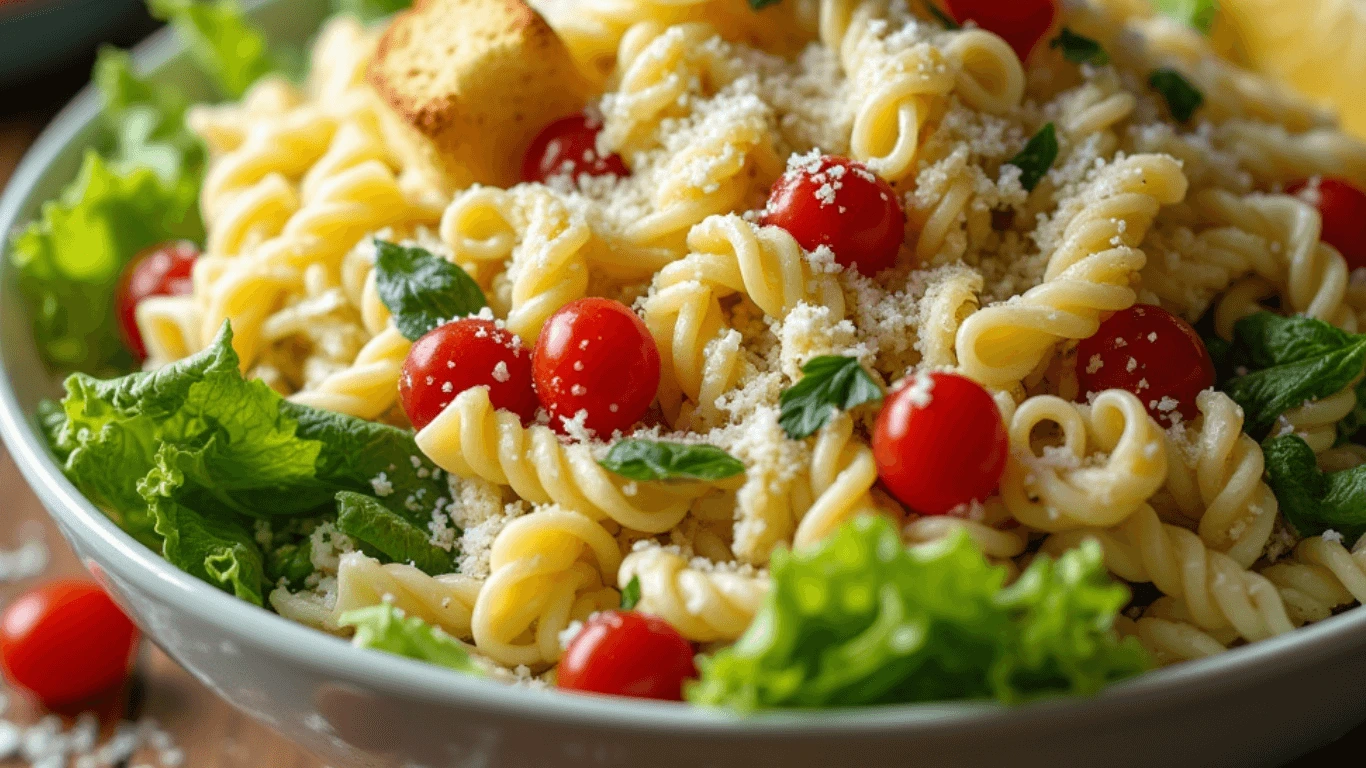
[619,544,768,642]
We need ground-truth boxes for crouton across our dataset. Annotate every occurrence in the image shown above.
[368,0,590,187]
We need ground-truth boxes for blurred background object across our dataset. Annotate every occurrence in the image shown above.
[0,0,154,88]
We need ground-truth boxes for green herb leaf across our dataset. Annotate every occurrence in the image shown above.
[779,356,884,440]
[1005,123,1059,193]
[331,0,411,21]
[339,603,481,675]
[1220,313,1366,436]
[1050,28,1110,66]
[599,440,745,482]
[924,2,960,29]
[148,0,279,98]
[687,517,1149,710]
[748,0,781,8]
[10,152,203,375]
[1336,378,1366,445]
[1264,435,1366,547]
[621,575,642,611]
[266,541,315,590]
[373,240,488,341]
[1152,0,1219,35]
[336,492,455,576]
[1149,68,1204,123]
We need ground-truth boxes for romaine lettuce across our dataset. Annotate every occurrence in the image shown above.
[339,603,481,674]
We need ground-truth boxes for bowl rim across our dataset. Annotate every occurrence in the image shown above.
[2,1,1366,738]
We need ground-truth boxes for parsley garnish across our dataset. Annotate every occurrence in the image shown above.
[1152,0,1219,35]
[599,440,745,482]
[1264,435,1366,546]
[1006,123,1059,193]
[1219,313,1366,437]
[373,239,487,341]
[924,2,960,29]
[620,576,642,610]
[778,356,884,440]
[1050,28,1109,66]
[1149,69,1204,123]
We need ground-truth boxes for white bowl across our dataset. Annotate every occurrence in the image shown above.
[2,2,1365,765]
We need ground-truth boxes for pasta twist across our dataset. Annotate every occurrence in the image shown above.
[1000,390,1169,532]
[416,386,710,534]
[792,412,880,550]
[473,507,622,667]
[1261,536,1366,627]
[1042,505,1295,644]
[1114,614,1228,666]
[602,22,728,155]
[332,552,483,639]
[288,325,411,420]
[645,214,846,425]
[902,498,1027,573]
[618,545,768,642]
[955,154,1188,389]
[1159,391,1278,568]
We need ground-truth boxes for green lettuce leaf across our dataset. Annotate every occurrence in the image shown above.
[1152,0,1219,34]
[336,491,455,576]
[339,603,481,674]
[1264,435,1366,546]
[148,0,279,98]
[332,0,411,21]
[688,517,1147,710]
[10,152,203,374]
[92,47,205,185]
[49,324,453,601]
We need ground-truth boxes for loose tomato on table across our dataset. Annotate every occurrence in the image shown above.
[1073,304,1215,425]
[761,154,906,276]
[532,298,661,437]
[115,240,199,363]
[1287,178,1366,271]
[399,318,539,429]
[558,611,697,701]
[521,113,630,185]
[0,580,139,709]
[872,371,1009,516]
[942,0,1058,62]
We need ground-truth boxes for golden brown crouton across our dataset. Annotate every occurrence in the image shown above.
[368,0,590,187]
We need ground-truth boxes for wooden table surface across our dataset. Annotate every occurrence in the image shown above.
[0,44,1358,768]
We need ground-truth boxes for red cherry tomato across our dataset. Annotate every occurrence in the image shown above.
[873,371,1008,516]
[1288,178,1366,271]
[761,155,905,276]
[0,580,139,708]
[558,611,697,700]
[115,240,199,362]
[533,298,661,436]
[400,318,538,430]
[521,113,630,185]
[943,0,1057,62]
[1074,304,1215,425]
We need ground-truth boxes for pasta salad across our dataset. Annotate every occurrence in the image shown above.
[14,0,1366,709]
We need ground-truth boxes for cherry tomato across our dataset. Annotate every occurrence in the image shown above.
[761,155,905,276]
[521,113,630,185]
[533,298,660,436]
[400,318,538,430]
[0,580,139,708]
[1288,178,1366,271]
[873,371,1008,515]
[943,0,1057,62]
[558,611,697,700]
[115,240,199,363]
[1074,304,1214,425]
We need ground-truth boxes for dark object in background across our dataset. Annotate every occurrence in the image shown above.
[0,0,155,93]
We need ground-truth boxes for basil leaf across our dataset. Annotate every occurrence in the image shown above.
[599,440,745,482]
[1005,124,1058,193]
[1221,313,1366,435]
[336,491,455,576]
[373,240,487,341]
[1149,69,1204,123]
[621,575,642,611]
[924,2,959,29]
[778,356,884,440]
[1152,0,1219,35]
[1264,435,1366,546]
[1050,28,1109,66]
[1336,378,1366,445]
